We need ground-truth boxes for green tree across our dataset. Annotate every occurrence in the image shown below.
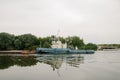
[0,32,15,50]
[59,37,66,44]
[14,34,39,50]
[66,36,85,49]
[14,38,22,50]
[85,43,97,50]
[43,42,51,48]
[39,36,52,48]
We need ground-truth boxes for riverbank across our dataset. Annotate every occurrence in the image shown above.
[0,50,36,54]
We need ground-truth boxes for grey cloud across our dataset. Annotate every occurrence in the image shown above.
[0,0,120,44]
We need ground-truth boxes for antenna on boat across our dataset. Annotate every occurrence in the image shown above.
[56,30,60,37]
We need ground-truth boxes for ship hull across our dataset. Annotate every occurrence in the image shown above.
[36,48,95,54]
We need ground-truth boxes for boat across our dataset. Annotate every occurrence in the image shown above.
[36,36,95,54]
[36,48,94,54]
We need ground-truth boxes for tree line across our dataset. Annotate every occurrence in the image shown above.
[0,32,97,50]
[98,44,120,49]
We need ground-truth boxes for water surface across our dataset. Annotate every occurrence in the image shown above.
[0,51,120,80]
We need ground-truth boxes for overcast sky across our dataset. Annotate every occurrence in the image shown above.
[0,0,120,44]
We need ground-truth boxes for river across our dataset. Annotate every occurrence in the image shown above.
[0,50,120,80]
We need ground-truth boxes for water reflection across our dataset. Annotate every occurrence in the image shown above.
[66,55,84,67]
[0,55,37,69]
[0,54,84,70]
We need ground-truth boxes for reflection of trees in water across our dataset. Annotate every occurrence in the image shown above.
[0,56,37,69]
[0,56,14,69]
[14,56,37,67]
[0,54,84,70]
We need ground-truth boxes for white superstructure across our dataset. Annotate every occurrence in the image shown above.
[51,40,67,48]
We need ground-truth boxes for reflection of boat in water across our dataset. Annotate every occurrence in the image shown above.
[36,36,94,54]
[36,54,84,80]
[36,54,84,70]
[36,55,63,70]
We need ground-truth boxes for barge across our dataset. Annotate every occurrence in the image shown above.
[36,48,94,54]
